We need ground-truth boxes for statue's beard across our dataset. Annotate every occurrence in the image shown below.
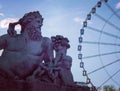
[27,26,42,41]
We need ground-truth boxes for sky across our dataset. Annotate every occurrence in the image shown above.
[0,0,120,89]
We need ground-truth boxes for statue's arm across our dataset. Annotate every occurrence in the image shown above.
[0,35,7,50]
[7,22,18,36]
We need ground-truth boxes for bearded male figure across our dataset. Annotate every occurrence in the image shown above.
[0,11,54,80]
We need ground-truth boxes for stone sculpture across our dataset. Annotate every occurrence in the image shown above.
[51,35,74,86]
[0,11,54,80]
[0,11,74,86]
[35,35,74,86]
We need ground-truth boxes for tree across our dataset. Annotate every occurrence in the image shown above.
[103,85,116,91]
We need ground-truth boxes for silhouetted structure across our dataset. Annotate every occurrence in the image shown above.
[0,11,90,91]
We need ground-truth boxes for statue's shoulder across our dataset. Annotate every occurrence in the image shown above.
[42,37,52,44]
[41,37,52,48]
[42,37,51,41]
[63,55,72,61]
[0,34,10,39]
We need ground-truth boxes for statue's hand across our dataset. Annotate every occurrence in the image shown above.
[7,22,18,36]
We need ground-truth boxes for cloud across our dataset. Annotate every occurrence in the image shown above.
[0,18,20,30]
[73,17,84,24]
[0,13,4,16]
[73,17,93,26]
[116,2,120,9]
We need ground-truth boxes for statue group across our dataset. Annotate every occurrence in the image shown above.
[0,11,74,86]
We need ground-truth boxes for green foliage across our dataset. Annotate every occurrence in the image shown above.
[103,85,115,91]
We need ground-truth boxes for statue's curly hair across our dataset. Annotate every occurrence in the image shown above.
[51,35,70,49]
[19,11,43,33]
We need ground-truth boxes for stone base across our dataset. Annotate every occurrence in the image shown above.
[0,80,90,91]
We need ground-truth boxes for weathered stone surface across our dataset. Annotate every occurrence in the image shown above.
[0,80,90,91]
[0,11,54,80]
[0,11,90,91]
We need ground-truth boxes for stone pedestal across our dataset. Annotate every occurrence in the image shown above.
[0,80,90,91]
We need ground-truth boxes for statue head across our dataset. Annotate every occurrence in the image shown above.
[17,11,44,40]
[51,35,70,54]
[19,11,43,33]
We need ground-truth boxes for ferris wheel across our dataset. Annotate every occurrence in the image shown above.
[78,0,120,90]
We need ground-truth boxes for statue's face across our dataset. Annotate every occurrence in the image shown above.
[55,45,67,55]
[25,17,43,41]
[29,18,43,32]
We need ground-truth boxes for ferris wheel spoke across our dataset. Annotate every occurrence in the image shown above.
[98,68,120,89]
[79,0,120,88]
[88,59,120,75]
[83,51,120,59]
[87,26,120,39]
[94,13,120,32]
[99,59,120,87]
[83,41,120,46]
[105,3,120,19]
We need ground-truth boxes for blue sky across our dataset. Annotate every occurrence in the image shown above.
[0,0,120,89]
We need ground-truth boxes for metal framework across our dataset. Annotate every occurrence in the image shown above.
[78,0,120,90]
